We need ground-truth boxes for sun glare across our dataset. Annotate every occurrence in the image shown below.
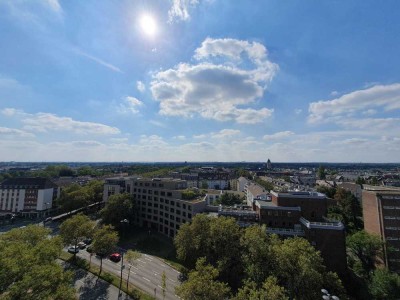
[139,14,157,37]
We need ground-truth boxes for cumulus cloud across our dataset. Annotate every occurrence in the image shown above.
[308,83,400,123]
[117,96,143,114]
[151,38,277,124]
[2,108,120,135]
[137,81,146,92]
[168,0,199,22]
[263,131,295,141]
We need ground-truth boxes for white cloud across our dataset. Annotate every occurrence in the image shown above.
[44,0,62,14]
[151,38,277,124]
[2,108,120,135]
[211,129,241,139]
[263,131,295,141]
[308,83,400,123]
[117,96,143,114]
[0,127,35,138]
[173,135,186,140]
[50,140,104,148]
[137,81,146,93]
[1,108,24,116]
[168,0,199,23]
[1,0,63,25]
[295,109,302,115]
[334,138,369,146]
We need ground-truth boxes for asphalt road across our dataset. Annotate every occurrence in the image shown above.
[73,248,181,300]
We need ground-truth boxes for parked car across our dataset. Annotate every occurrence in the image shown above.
[77,241,86,249]
[109,253,121,262]
[68,246,80,254]
[83,238,92,245]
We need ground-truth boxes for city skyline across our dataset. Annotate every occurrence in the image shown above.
[1,0,399,162]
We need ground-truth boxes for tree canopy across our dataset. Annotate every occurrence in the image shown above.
[92,225,119,275]
[174,214,347,299]
[0,225,75,299]
[347,230,383,278]
[100,193,135,228]
[175,257,231,300]
[59,213,95,259]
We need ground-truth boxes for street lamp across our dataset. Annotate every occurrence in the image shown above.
[120,218,129,237]
[322,289,340,300]
[118,219,129,298]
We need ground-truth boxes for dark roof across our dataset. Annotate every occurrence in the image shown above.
[0,177,58,189]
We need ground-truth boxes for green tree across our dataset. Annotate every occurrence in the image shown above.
[208,216,243,289]
[0,226,75,299]
[254,177,274,192]
[100,193,135,228]
[174,214,212,268]
[59,213,95,260]
[347,230,383,278]
[215,193,243,206]
[316,185,337,198]
[329,188,363,233]
[161,271,167,300]
[92,225,119,275]
[234,277,288,300]
[175,215,243,288]
[125,250,141,292]
[240,225,276,287]
[318,165,326,179]
[369,268,400,300]
[273,237,326,300]
[175,257,231,300]
[356,176,366,185]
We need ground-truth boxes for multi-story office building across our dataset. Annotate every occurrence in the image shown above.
[0,177,59,217]
[362,185,400,273]
[103,177,206,237]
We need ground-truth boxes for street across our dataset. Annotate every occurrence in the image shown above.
[73,248,181,300]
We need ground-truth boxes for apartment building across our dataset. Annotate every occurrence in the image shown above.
[0,177,59,217]
[362,185,400,273]
[254,191,347,276]
[103,177,206,237]
[246,183,270,207]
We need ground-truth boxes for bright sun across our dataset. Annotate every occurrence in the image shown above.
[139,15,157,37]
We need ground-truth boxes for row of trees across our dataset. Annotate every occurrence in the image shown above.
[174,214,347,299]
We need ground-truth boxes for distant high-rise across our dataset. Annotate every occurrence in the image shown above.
[362,185,400,273]
[266,158,272,170]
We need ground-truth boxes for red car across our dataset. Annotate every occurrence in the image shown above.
[109,253,121,262]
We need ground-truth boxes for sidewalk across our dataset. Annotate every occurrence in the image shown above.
[61,261,133,300]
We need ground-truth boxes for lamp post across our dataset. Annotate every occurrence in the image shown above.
[118,250,125,298]
[321,289,340,300]
[118,219,129,298]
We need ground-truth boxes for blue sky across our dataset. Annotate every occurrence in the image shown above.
[0,0,399,162]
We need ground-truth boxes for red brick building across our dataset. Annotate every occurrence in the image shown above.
[362,185,400,273]
[254,191,347,276]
